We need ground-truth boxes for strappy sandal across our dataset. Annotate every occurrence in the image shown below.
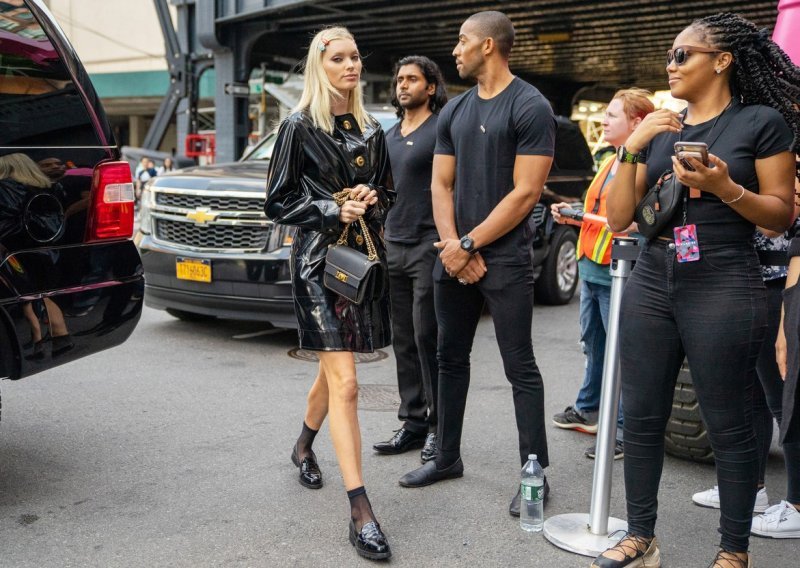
[591,533,661,568]
[708,549,752,568]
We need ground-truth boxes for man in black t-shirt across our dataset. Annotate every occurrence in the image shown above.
[373,56,448,464]
[398,11,555,519]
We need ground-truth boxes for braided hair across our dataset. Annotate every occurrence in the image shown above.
[690,12,800,153]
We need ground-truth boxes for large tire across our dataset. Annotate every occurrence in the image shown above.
[664,361,714,463]
[535,225,579,305]
[165,308,217,322]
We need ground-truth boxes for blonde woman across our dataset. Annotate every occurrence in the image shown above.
[265,27,394,560]
[0,152,53,188]
[0,153,71,356]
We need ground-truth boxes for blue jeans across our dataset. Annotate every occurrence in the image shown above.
[575,279,623,438]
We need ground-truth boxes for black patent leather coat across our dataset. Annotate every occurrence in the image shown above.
[265,111,395,352]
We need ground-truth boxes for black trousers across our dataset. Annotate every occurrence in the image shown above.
[433,260,549,469]
[620,239,764,552]
[753,278,800,502]
[387,239,439,434]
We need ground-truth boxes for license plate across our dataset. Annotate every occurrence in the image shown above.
[176,257,211,283]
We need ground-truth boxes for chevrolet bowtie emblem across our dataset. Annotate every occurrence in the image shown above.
[186,207,217,224]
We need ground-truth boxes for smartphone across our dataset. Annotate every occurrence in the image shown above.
[674,141,709,171]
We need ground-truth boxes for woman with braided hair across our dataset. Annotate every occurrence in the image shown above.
[595,12,799,568]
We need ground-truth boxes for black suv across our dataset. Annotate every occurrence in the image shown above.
[0,1,143,405]
[136,112,594,326]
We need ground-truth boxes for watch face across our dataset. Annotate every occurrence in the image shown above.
[460,236,473,251]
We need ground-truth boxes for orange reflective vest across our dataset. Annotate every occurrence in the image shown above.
[576,156,624,266]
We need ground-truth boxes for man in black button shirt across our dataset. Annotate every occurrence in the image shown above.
[398,11,555,518]
[373,56,448,463]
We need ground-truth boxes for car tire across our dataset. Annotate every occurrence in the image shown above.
[664,361,714,463]
[534,225,579,305]
[165,308,217,322]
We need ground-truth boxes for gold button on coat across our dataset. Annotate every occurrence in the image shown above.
[342,120,352,130]
[355,155,365,167]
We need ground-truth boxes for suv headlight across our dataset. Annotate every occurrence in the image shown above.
[138,184,154,234]
[266,223,295,251]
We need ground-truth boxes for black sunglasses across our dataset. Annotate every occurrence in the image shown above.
[666,45,722,66]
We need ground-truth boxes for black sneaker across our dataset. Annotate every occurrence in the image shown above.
[552,406,598,434]
[585,440,624,460]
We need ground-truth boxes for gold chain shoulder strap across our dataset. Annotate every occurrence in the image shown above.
[332,190,378,261]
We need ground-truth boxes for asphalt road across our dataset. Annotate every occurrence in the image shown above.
[0,300,792,567]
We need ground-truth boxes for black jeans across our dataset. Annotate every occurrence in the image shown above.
[754,277,800,503]
[433,260,549,469]
[387,239,439,434]
[620,240,765,552]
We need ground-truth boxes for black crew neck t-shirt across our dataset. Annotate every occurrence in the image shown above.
[435,77,556,264]
[384,113,438,243]
[642,103,793,244]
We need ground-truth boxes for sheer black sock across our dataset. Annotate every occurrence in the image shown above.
[295,421,318,461]
[347,486,376,531]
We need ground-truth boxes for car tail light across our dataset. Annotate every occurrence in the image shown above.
[85,161,135,242]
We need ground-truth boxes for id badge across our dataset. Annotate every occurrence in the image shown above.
[674,224,700,263]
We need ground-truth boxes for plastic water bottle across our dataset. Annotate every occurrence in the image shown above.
[520,453,544,532]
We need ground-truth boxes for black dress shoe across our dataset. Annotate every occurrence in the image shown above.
[349,519,391,560]
[420,433,438,463]
[290,446,322,489]
[373,427,426,455]
[398,458,464,488]
[509,476,550,517]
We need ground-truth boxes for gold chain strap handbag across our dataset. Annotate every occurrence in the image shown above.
[323,190,383,304]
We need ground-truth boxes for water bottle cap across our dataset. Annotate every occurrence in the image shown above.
[528,454,536,460]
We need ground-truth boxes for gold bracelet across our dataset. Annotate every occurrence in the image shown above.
[721,185,745,204]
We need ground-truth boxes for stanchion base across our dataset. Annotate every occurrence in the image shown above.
[543,513,628,557]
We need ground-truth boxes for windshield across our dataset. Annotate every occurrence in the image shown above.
[244,131,277,161]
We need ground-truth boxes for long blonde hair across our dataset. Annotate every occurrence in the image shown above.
[294,27,369,134]
[0,153,52,189]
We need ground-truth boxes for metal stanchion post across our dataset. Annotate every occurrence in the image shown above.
[543,237,640,557]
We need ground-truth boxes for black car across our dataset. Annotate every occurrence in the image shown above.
[0,1,143,404]
[136,112,594,326]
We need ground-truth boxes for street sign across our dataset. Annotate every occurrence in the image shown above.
[224,82,250,97]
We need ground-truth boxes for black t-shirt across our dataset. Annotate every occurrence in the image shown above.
[435,77,556,264]
[789,236,800,259]
[384,113,438,243]
[643,103,793,244]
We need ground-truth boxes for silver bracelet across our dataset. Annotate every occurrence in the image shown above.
[721,185,745,204]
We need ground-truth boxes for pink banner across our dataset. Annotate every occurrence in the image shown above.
[773,0,800,64]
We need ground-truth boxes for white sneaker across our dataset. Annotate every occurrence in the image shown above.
[692,486,769,514]
[751,501,800,538]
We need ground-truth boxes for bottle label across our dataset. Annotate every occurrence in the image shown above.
[521,483,544,503]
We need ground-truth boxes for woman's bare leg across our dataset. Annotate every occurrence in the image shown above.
[304,364,329,430]
[318,351,362,490]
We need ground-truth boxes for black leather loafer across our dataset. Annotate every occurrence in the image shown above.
[509,477,550,517]
[349,519,391,560]
[373,428,426,455]
[420,433,438,463]
[290,446,322,489]
[398,458,464,488]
